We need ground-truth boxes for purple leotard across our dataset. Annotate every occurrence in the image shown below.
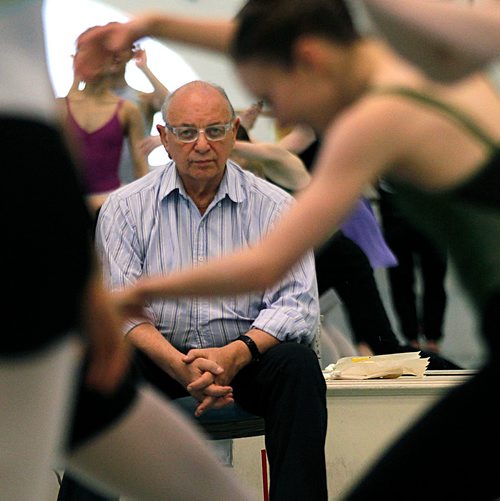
[341,197,397,269]
[66,98,124,194]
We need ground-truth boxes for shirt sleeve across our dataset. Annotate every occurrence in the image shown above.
[95,194,156,334]
[251,250,320,344]
[250,198,320,344]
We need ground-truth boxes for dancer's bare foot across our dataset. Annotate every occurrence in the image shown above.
[356,342,374,357]
[425,340,440,353]
[409,339,421,350]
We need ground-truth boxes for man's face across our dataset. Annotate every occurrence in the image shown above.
[158,85,239,187]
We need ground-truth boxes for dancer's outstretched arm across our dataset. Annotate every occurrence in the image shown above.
[114,108,394,310]
[75,13,234,82]
[75,2,500,84]
[233,139,311,191]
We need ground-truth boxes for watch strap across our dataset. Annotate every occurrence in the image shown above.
[237,334,261,363]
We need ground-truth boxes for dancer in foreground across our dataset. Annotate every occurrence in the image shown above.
[1,2,255,500]
[76,0,500,498]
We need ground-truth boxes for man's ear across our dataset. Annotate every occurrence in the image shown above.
[157,124,168,146]
[156,124,172,157]
[232,117,241,139]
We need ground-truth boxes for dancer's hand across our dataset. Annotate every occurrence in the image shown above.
[111,284,149,319]
[75,17,151,81]
[133,47,148,69]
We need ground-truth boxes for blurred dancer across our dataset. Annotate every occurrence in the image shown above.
[75,1,500,498]
[1,2,254,500]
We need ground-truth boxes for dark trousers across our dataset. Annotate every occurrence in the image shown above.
[135,342,328,501]
[378,188,448,343]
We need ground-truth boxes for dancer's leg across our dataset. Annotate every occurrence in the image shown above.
[64,385,256,501]
[419,235,448,344]
[0,335,82,501]
[316,233,400,351]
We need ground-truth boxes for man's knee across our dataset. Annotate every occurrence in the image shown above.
[268,342,322,377]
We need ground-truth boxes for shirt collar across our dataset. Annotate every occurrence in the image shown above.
[159,159,247,205]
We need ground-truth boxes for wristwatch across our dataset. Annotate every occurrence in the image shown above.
[237,334,261,363]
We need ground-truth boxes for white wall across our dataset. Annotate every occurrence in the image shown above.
[104,0,252,110]
[45,0,276,140]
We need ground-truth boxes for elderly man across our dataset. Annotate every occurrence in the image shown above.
[96,81,327,500]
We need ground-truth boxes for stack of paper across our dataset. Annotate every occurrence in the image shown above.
[323,352,430,380]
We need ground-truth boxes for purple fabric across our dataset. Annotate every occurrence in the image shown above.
[341,197,397,269]
[66,98,124,194]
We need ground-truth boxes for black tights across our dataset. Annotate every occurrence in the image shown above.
[378,187,448,343]
[316,232,399,351]
[315,233,460,369]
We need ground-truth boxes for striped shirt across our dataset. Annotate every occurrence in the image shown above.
[96,160,319,353]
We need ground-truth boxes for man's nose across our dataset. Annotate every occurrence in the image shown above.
[194,131,210,151]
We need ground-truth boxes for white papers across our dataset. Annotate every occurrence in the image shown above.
[323,352,429,380]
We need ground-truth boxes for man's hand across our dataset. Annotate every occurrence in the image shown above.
[171,355,235,417]
[184,345,249,386]
[133,47,148,70]
[185,330,279,415]
[182,343,252,416]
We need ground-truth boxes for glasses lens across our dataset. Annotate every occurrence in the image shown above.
[205,125,227,141]
[176,127,198,142]
[171,123,231,142]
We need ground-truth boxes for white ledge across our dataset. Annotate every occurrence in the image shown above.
[325,370,475,394]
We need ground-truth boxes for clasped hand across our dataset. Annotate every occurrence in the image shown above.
[182,346,243,417]
[177,354,233,417]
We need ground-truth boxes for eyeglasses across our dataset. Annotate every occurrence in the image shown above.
[165,121,234,143]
